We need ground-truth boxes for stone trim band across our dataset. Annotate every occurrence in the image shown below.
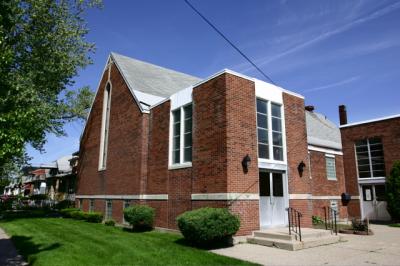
[75,194,168,200]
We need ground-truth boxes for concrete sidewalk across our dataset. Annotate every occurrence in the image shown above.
[212,224,400,266]
[0,228,27,266]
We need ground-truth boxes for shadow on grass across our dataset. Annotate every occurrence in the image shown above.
[122,227,153,233]
[9,235,61,264]
[174,237,234,250]
[0,210,61,222]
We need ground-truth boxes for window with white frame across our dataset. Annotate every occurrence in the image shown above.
[105,200,112,220]
[99,83,112,170]
[171,104,192,165]
[355,137,385,178]
[89,199,95,212]
[256,99,284,161]
[325,155,336,180]
[123,200,130,224]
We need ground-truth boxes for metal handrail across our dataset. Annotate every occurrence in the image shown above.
[286,207,303,241]
[323,206,338,235]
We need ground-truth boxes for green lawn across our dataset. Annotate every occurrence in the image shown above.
[389,223,400,228]
[0,218,256,266]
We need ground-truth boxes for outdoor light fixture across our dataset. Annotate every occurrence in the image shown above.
[242,154,251,173]
[297,161,306,177]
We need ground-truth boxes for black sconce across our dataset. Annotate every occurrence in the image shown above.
[242,154,251,173]
[297,161,306,177]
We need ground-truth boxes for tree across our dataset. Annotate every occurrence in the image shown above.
[0,0,99,169]
[386,161,400,222]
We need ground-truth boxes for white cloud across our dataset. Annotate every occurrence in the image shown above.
[304,76,360,93]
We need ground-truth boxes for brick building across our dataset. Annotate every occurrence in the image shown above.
[339,105,400,221]
[76,53,351,235]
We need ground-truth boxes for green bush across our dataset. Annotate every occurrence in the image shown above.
[30,194,48,201]
[70,210,86,220]
[386,161,400,222]
[86,212,103,223]
[104,219,115,226]
[123,205,155,230]
[312,215,324,225]
[55,200,74,210]
[177,207,240,246]
[60,208,80,218]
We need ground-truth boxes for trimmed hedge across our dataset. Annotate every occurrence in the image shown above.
[104,219,115,226]
[60,208,103,223]
[123,205,155,230]
[177,207,240,246]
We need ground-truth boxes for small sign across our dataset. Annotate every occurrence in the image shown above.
[365,189,372,201]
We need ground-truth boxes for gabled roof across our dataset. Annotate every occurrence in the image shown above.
[306,111,342,150]
[111,52,201,109]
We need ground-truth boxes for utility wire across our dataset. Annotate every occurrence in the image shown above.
[184,0,276,85]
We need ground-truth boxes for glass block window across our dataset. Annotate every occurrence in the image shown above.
[355,137,385,178]
[172,109,181,164]
[105,200,112,220]
[183,104,192,162]
[325,156,337,180]
[271,103,283,161]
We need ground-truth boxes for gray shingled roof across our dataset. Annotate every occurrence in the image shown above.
[111,52,201,99]
[306,111,342,150]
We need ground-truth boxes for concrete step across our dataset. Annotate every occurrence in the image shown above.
[247,229,342,251]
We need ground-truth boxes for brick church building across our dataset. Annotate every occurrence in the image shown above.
[76,53,354,235]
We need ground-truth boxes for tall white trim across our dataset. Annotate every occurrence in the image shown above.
[289,194,361,200]
[75,194,168,200]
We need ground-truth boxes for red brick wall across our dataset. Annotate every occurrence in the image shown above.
[77,63,146,196]
[283,93,312,227]
[340,117,400,217]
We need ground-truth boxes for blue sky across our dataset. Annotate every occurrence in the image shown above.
[26,0,400,164]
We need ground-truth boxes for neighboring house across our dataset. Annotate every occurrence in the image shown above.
[339,105,400,221]
[76,53,350,235]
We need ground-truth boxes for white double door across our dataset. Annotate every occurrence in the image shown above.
[259,171,288,228]
[361,184,391,221]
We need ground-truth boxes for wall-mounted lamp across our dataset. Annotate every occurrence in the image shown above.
[242,154,251,173]
[297,161,306,177]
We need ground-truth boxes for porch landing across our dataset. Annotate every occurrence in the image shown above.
[247,228,342,251]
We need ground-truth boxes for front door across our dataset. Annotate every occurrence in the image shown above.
[259,171,287,228]
[361,184,391,221]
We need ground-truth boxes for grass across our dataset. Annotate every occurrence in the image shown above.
[0,217,256,266]
[389,223,400,227]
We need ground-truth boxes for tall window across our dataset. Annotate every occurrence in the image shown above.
[89,199,95,212]
[256,99,284,161]
[123,200,130,224]
[355,137,385,178]
[105,200,112,220]
[325,155,337,180]
[99,83,111,169]
[171,104,192,165]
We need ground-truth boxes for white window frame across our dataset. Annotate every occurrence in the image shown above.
[169,103,193,169]
[354,138,386,179]
[325,154,337,180]
[256,98,287,164]
[89,199,95,212]
[98,82,112,171]
[123,200,130,224]
[105,200,112,221]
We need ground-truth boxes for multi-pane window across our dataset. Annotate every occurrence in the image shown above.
[89,199,95,212]
[256,99,284,161]
[79,199,83,210]
[99,83,111,169]
[123,200,130,224]
[355,137,385,178]
[271,103,283,161]
[105,200,112,220]
[172,109,181,164]
[171,104,193,165]
[325,155,337,180]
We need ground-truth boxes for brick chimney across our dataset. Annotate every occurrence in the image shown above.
[339,105,347,125]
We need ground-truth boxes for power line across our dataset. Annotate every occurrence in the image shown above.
[184,0,276,85]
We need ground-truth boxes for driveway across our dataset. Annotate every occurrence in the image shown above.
[212,224,400,266]
[0,228,27,266]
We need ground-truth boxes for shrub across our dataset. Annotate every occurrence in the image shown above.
[86,212,103,223]
[30,194,48,201]
[60,208,80,218]
[123,205,155,230]
[386,161,400,222]
[312,215,324,225]
[105,219,115,226]
[177,207,240,246]
[70,210,86,220]
[55,200,74,210]
[352,218,368,232]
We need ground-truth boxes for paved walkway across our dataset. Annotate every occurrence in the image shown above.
[0,228,27,266]
[212,224,400,266]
